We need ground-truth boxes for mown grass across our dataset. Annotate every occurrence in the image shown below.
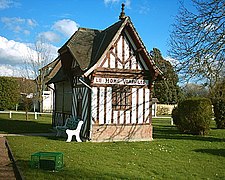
[4,115,225,179]
[0,113,52,134]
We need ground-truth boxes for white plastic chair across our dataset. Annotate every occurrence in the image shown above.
[66,120,84,142]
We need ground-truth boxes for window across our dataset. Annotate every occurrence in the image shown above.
[112,85,131,110]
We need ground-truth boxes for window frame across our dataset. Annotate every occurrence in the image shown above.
[112,85,131,110]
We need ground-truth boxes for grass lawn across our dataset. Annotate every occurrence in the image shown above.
[0,113,52,134]
[3,114,225,179]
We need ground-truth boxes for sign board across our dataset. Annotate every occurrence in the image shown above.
[93,77,148,86]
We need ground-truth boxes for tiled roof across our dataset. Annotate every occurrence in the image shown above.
[47,66,67,84]
[66,28,100,70]
[59,19,125,71]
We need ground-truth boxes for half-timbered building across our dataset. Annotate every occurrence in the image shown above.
[48,5,162,142]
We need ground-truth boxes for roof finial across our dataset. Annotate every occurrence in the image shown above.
[119,3,126,20]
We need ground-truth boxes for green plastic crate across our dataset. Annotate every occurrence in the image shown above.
[30,152,63,171]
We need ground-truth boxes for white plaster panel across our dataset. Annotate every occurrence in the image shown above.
[126,111,131,124]
[145,89,150,123]
[119,111,124,124]
[131,56,137,70]
[110,53,115,68]
[106,87,112,124]
[138,88,144,124]
[131,88,137,124]
[124,37,129,62]
[99,87,105,124]
[102,58,108,68]
[117,36,123,63]
[113,111,118,124]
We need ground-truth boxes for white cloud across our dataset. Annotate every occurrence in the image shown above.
[1,17,24,25]
[138,3,150,14]
[38,19,79,43]
[0,39,31,76]
[104,0,131,8]
[104,0,120,5]
[0,36,30,65]
[124,0,131,8]
[0,64,22,77]
[27,19,37,27]
[0,36,58,77]
[0,0,18,9]
[23,30,30,35]
[1,17,37,34]
[38,31,61,43]
[52,19,79,37]
[164,56,178,66]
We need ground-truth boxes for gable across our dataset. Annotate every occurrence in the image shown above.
[99,30,149,71]
[84,17,162,80]
[58,16,162,81]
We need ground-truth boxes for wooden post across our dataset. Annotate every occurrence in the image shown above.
[171,118,174,125]
[34,112,38,120]
[9,111,12,119]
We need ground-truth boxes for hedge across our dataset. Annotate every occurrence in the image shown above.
[0,77,20,110]
[172,97,212,135]
[213,99,225,129]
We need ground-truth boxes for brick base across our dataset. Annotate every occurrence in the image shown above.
[90,124,153,142]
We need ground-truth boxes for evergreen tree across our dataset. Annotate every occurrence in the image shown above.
[151,48,182,104]
[0,77,20,110]
[210,77,225,129]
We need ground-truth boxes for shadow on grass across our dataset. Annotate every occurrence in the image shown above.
[0,117,73,141]
[153,125,225,142]
[45,135,69,141]
[0,118,52,134]
[17,159,136,179]
[194,149,225,157]
[45,133,87,142]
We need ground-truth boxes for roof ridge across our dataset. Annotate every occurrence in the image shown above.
[79,27,101,32]
[102,17,127,32]
[84,18,128,75]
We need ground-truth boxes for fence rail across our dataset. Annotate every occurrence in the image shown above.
[152,116,173,125]
[0,111,52,120]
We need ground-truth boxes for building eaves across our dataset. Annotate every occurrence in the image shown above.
[47,66,67,84]
[89,19,125,69]
[84,17,128,76]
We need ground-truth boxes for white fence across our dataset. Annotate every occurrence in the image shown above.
[0,111,51,120]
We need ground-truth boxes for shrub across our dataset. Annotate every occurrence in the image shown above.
[171,106,180,128]
[210,78,225,129]
[0,77,20,110]
[213,99,225,129]
[18,98,33,111]
[172,98,212,135]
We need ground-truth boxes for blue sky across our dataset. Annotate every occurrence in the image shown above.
[0,0,193,77]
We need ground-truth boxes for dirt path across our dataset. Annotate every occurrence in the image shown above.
[0,137,16,180]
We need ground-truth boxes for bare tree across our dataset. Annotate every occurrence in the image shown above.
[23,38,56,112]
[17,78,36,120]
[169,0,225,86]
[182,83,209,98]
